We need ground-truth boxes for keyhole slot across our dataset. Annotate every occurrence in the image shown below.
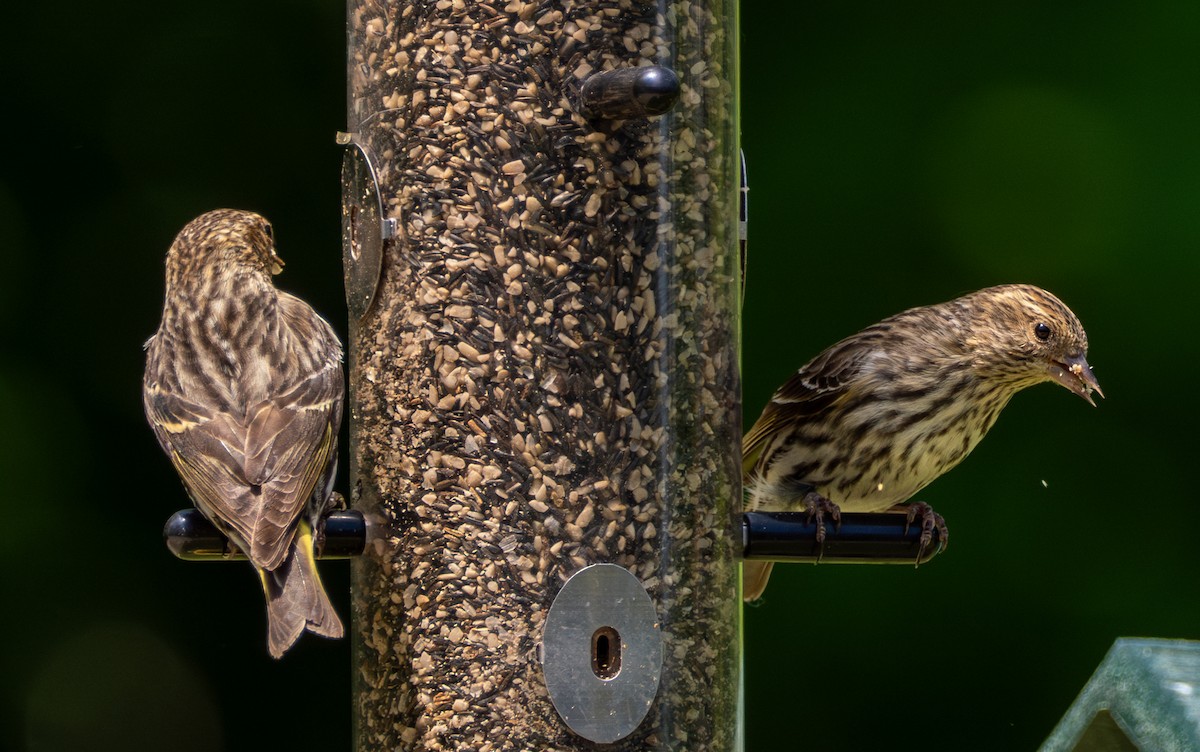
[349,204,362,261]
[591,626,621,680]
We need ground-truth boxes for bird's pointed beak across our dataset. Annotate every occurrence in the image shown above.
[269,250,285,275]
[1047,353,1103,406]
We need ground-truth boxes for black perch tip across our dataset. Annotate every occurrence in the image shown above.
[742,511,944,565]
[580,65,681,120]
[164,509,367,561]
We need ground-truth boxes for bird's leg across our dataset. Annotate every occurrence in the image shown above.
[900,501,949,562]
[801,490,842,552]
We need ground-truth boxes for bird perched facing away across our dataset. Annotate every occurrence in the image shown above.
[743,284,1101,602]
[144,209,345,657]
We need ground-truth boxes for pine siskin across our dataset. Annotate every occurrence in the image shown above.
[143,209,345,657]
[743,284,1101,601]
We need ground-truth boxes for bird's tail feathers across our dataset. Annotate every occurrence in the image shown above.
[742,560,774,603]
[262,519,343,658]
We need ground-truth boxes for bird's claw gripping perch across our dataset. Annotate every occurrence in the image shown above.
[803,491,842,560]
[903,501,948,564]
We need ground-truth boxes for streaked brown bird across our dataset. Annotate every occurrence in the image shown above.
[143,209,345,657]
[743,284,1101,602]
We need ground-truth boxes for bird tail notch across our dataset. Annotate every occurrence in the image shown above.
[263,518,343,658]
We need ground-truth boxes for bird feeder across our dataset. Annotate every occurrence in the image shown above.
[161,3,948,749]
[1042,638,1200,751]
[342,0,742,748]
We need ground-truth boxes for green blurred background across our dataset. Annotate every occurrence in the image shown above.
[1,1,1195,750]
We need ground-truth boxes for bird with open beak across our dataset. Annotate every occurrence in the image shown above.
[742,284,1102,601]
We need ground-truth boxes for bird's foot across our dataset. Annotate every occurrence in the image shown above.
[802,491,842,559]
[902,501,948,563]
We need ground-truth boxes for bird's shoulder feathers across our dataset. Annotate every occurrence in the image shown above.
[742,334,876,474]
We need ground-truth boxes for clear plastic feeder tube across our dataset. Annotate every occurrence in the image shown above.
[344,1,741,749]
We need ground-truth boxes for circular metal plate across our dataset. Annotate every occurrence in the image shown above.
[340,143,384,321]
[541,564,663,743]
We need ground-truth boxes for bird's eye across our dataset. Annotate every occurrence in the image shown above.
[1034,323,1051,341]
[263,223,274,242]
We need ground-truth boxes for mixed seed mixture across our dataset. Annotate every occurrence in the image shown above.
[347,0,739,749]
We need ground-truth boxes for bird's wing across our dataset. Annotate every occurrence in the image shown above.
[144,382,265,551]
[245,381,340,567]
[235,295,343,568]
[742,336,875,475]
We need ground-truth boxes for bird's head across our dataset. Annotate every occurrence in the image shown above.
[966,284,1103,406]
[166,209,285,285]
